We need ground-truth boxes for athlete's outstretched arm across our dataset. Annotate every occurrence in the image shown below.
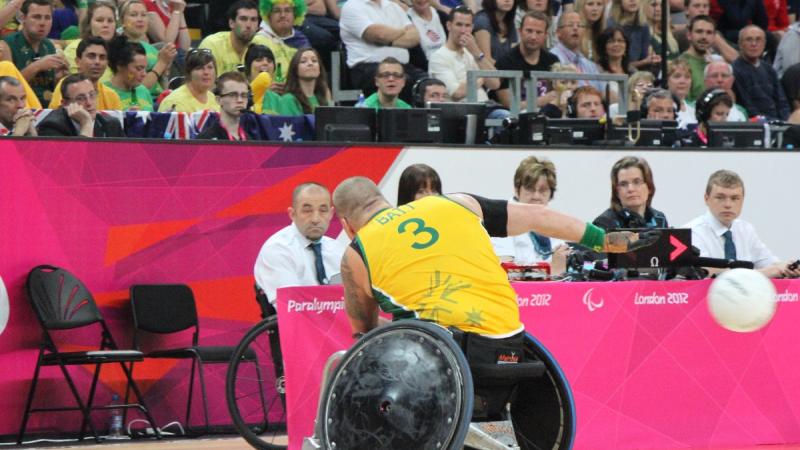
[341,247,380,335]
[447,193,660,253]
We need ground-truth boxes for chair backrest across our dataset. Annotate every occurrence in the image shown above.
[26,265,102,330]
[331,48,362,105]
[130,284,198,336]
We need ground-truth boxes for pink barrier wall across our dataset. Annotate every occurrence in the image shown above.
[0,139,401,437]
[277,280,800,449]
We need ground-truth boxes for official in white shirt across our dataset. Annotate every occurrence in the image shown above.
[254,182,347,303]
[684,169,800,278]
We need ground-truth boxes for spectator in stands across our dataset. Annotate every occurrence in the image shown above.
[569,85,605,118]
[495,11,559,110]
[258,0,312,49]
[244,44,282,114]
[675,0,709,50]
[0,59,41,109]
[576,0,606,60]
[408,0,446,60]
[551,12,603,91]
[607,0,656,71]
[0,0,24,37]
[732,25,790,120]
[782,62,800,123]
[644,0,680,62]
[0,76,37,136]
[340,0,423,99]
[48,0,86,42]
[685,87,732,146]
[713,0,769,45]
[539,62,579,117]
[63,1,116,76]
[197,71,259,141]
[105,36,153,111]
[643,88,678,120]
[609,70,654,117]
[773,22,800,77]
[765,0,790,38]
[473,0,518,64]
[200,0,292,76]
[702,58,748,120]
[357,56,412,109]
[667,59,697,127]
[120,0,176,98]
[593,156,669,231]
[37,73,124,137]
[491,156,570,274]
[397,163,442,205]
[157,48,219,112]
[412,77,449,106]
[685,169,800,278]
[278,47,331,115]
[3,0,67,105]
[254,182,346,303]
[679,15,716,100]
[428,6,506,116]
[143,0,191,51]
[596,26,631,75]
[49,37,122,110]
[300,0,341,76]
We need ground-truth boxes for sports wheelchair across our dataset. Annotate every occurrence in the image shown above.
[302,320,576,450]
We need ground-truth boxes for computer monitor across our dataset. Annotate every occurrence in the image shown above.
[607,120,679,147]
[607,228,693,269]
[707,122,765,149]
[427,102,487,144]
[314,106,376,142]
[377,108,442,143]
[545,118,606,145]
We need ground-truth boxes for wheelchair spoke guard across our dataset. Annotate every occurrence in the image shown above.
[320,321,473,450]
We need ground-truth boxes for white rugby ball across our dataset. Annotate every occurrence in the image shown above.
[707,268,777,332]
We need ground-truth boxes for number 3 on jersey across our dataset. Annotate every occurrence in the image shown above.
[398,218,440,250]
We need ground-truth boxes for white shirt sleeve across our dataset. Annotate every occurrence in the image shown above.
[254,241,304,303]
[340,1,375,40]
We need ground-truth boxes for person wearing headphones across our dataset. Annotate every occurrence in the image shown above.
[196,71,258,140]
[593,155,669,231]
[412,77,449,106]
[643,88,677,120]
[684,87,732,146]
[567,85,605,119]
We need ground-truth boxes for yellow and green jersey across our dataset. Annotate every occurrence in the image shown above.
[354,195,523,337]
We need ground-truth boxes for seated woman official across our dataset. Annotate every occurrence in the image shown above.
[593,155,669,230]
[277,47,331,116]
[491,156,569,274]
[397,163,443,206]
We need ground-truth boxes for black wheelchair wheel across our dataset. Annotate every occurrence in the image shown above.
[319,320,474,450]
[511,333,577,450]
[226,317,287,450]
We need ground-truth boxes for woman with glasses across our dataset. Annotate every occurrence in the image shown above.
[105,35,154,111]
[244,44,283,114]
[596,26,631,75]
[491,156,570,275]
[593,156,669,231]
[120,0,177,98]
[277,47,330,116]
[157,48,219,112]
[197,71,259,140]
[63,1,118,76]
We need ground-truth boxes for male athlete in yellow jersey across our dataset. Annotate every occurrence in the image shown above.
[333,176,659,339]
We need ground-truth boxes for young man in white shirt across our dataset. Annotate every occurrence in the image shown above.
[685,169,800,278]
[254,182,347,303]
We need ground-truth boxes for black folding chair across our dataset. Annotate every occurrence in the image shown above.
[17,265,160,444]
[127,284,264,433]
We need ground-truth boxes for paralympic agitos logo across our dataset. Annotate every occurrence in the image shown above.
[582,288,604,312]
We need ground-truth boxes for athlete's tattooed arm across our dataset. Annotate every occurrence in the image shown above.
[341,247,379,336]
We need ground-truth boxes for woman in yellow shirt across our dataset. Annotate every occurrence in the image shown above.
[157,48,219,113]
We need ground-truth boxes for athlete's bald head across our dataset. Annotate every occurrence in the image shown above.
[333,177,390,231]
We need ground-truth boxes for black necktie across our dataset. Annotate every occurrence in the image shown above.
[722,230,737,260]
[309,242,328,285]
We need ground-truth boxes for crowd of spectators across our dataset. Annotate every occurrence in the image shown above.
[0,0,799,142]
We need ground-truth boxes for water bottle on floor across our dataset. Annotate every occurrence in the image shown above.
[108,393,125,439]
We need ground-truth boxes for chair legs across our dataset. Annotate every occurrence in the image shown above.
[17,352,44,445]
[119,360,162,439]
[186,356,211,434]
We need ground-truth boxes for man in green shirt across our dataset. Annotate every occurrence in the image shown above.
[4,0,67,105]
[678,15,715,102]
[359,57,411,110]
